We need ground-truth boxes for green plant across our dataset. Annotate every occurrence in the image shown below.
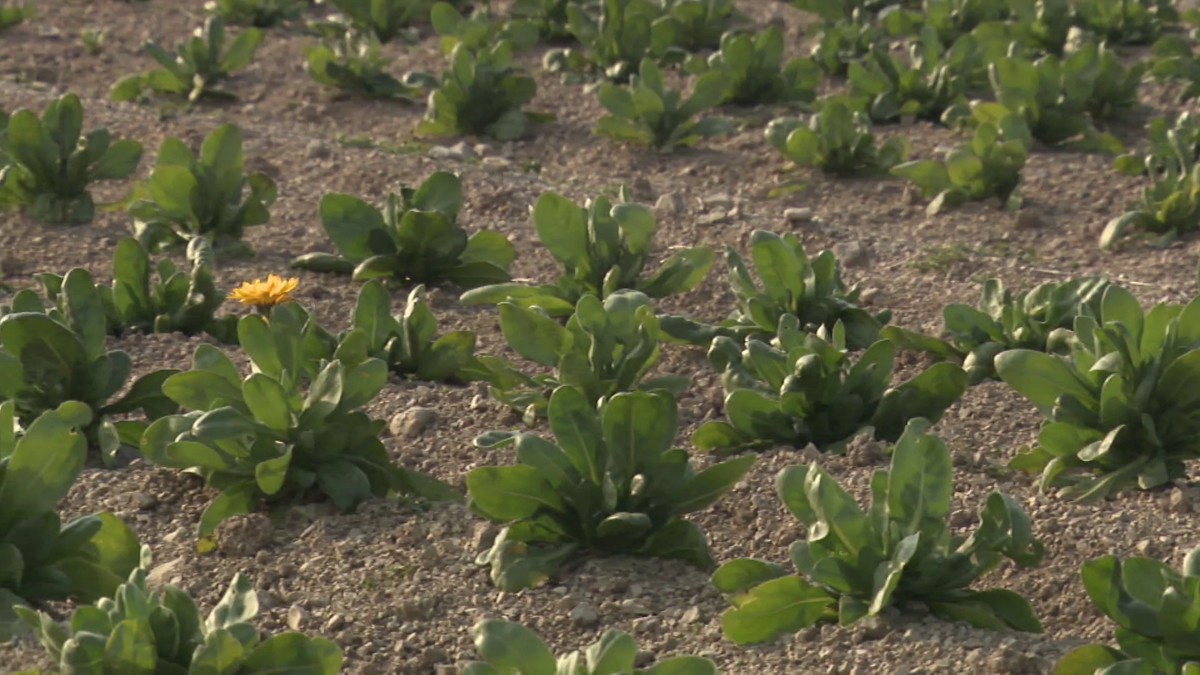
[659,230,890,350]
[995,283,1200,501]
[141,305,456,541]
[879,0,1013,43]
[80,28,107,54]
[207,0,308,26]
[17,550,343,674]
[0,276,180,463]
[883,276,1109,384]
[1055,547,1200,674]
[0,0,33,30]
[713,419,1044,644]
[475,290,691,423]
[415,42,542,140]
[1103,125,1200,248]
[1086,42,1147,122]
[1114,113,1200,176]
[595,57,732,150]
[110,17,263,103]
[1149,33,1200,102]
[840,29,968,123]
[687,26,821,106]
[810,13,881,76]
[766,101,909,176]
[305,25,423,99]
[0,401,142,640]
[660,0,739,51]
[463,620,719,675]
[789,0,894,21]
[327,279,488,383]
[511,0,579,40]
[891,113,1030,215]
[129,124,278,253]
[1073,0,1175,45]
[469,385,754,590]
[460,189,714,316]
[691,318,968,454]
[324,0,430,43]
[547,0,682,82]
[291,171,514,287]
[430,1,539,53]
[0,93,142,225]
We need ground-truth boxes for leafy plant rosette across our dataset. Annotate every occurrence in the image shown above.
[659,229,890,350]
[765,101,909,177]
[207,0,308,27]
[291,171,515,287]
[891,111,1031,215]
[474,290,690,424]
[1073,0,1176,45]
[595,57,734,151]
[0,0,35,31]
[691,316,969,454]
[713,419,1045,644]
[1101,125,1200,250]
[685,26,821,106]
[17,549,342,673]
[325,279,489,384]
[840,30,969,124]
[0,273,180,464]
[110,16,263,103]
[468,385,755,591]
[809,12,882,76]
[1114,112,1200,178]
[305,25,425,100]
[0,401,143,641]
[995,283,1200,501]
[883,276,1110,384]
[415,41,544,141]
[140,305,458,545]
[0,93,142,225]
[463,619,719,675]
[546,0,683,83]
[322,0,430,43]
[461,189,714,317]
[129,124,278,254]
[1055,546,1200,674]
[430,1,540,54]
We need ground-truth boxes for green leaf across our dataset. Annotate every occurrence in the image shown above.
[467,466,563,522]
[996,350,1096,410]
[674,455,755,514]
[242,373,292,432]
[719,575,834,644]
[0,401,91,536]
[470,620,556,675]
[498,302,572,367]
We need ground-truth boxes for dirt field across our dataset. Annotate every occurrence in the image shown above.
[3,1,1200,673]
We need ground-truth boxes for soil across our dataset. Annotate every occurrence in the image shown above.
[3,1,1200,674]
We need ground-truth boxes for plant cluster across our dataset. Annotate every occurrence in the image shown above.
[111,17,263,103]
[430,1,540,53]
[322,0,431,43]
[305,25,425,99]
[1103,113,1200,248]
[715,420,1044,643]
[207,0,308,27]
[469,385,754,590]
[546,0,686,83]
[416,42,543,140]
[766,101,909,176]
[292,170,515,287]
[686,26,822,106]
[595,58,733,150]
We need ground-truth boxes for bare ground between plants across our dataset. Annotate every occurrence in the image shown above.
[3,1,1200,673]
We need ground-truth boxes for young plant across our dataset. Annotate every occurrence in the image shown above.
[110,17,263,103]
[511,0,576,40]
[595,57,733,150]
[305,26,423,99]
[416,42,542,140]
[1055,547,1200,674]
[661,0,739,51]
[475,290,690,423]
[1102,131,1200,248]
[996,284,1200,501]
[547,0,682,83]
[713,419,1044,644]
[80,27,107,54]
[141,306,456,541]
[688,26,822,106]
[0,93,142,225]
[841,31,968,123]
[331,279,487,383]
[129,124,278,253]
[766,101,909,176]
[460,189,714,316]
[0,273,180,464]
[291,171,515,287]
[1149,33,1200,102]
[810,12,881,76]
[1073,0,1175,45]
[207,0,307,27]
[17,551,343,674]
[1086,41,1148,122]
[1114,112,1200,176]
[883,276,1109,384]
[0,0,33,30]
[469,385,755,590]
[891,113,1030,215]
[324,0,429,43]
[0,401,143,641]
[463,620,718,675]
[692,318,968,454]
[430,1,539,53]
[659,230,890,350]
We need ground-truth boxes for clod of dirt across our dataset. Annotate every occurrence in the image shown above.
[390,407,439,438]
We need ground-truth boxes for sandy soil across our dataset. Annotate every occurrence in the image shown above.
[2,1,1200,673]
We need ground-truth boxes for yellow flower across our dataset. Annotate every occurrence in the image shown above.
[228,274,298,309]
